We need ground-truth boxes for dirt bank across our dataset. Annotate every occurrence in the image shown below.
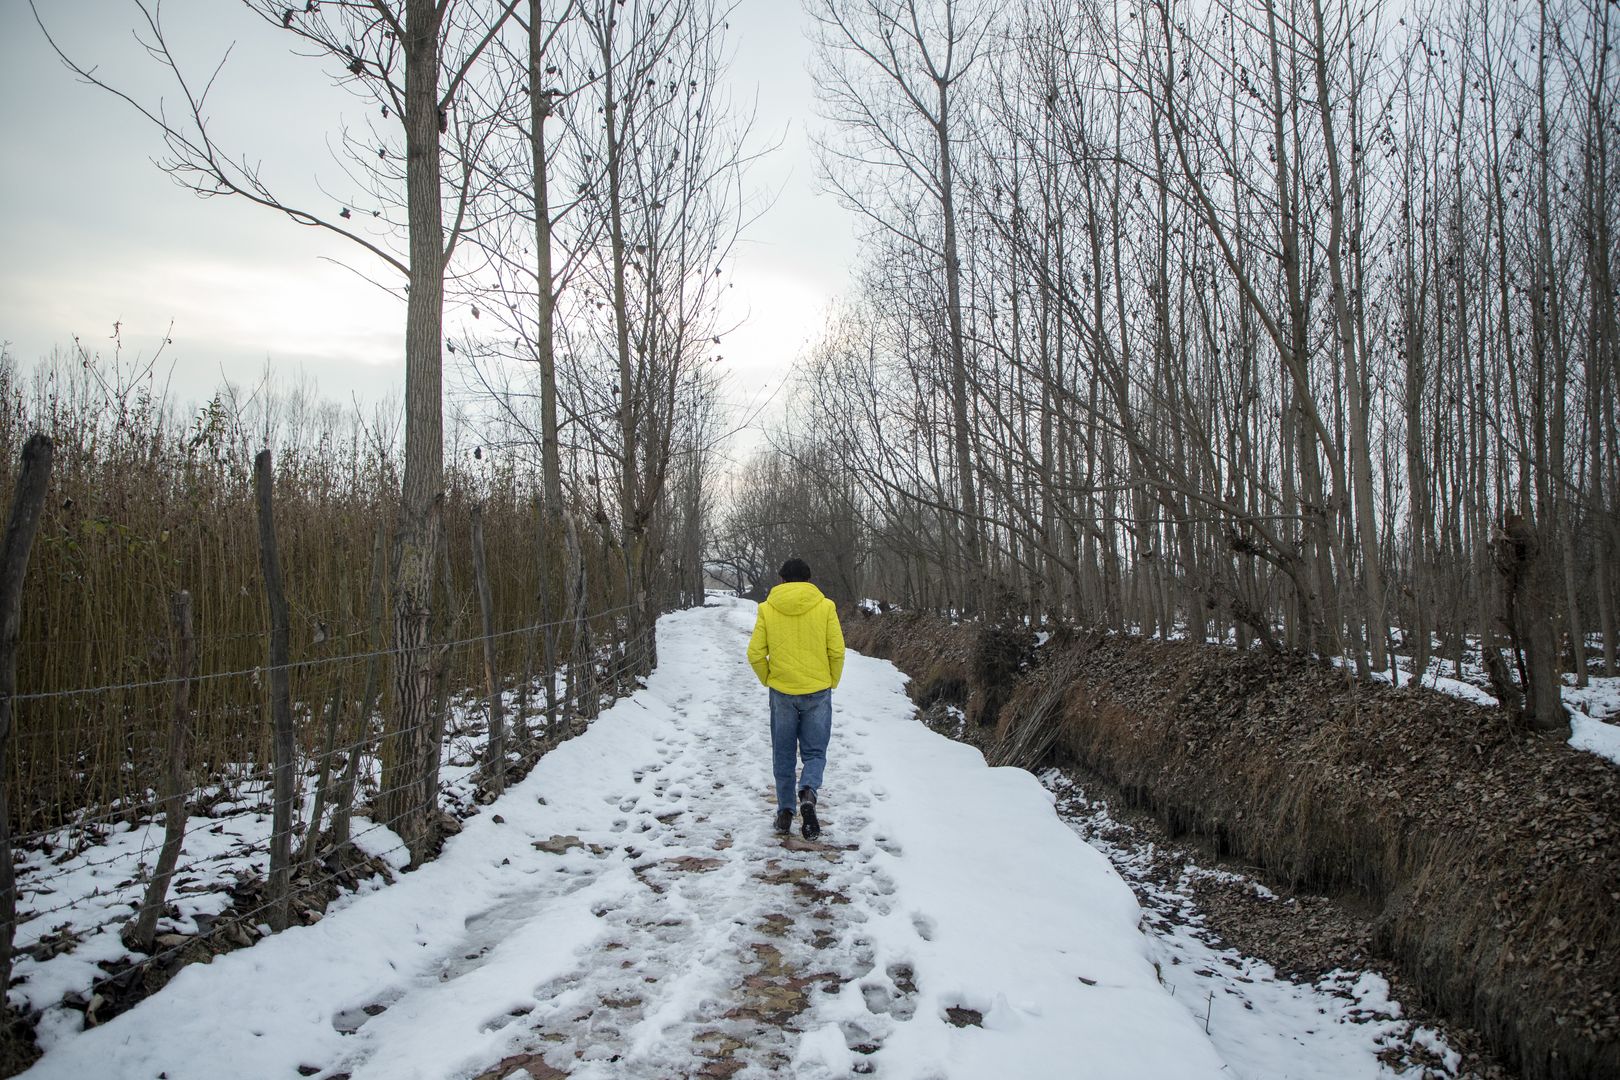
[845,612,1620,1080]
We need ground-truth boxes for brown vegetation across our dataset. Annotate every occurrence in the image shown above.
[847,611,1620,1080]
[0,344,696,1071]
[0,353,632,840]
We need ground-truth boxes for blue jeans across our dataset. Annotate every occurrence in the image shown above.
[769,688,832,811]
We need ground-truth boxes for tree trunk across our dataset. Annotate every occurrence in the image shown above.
[530,0,564,518]
[936,91,981,612]
[1309,0,1386,671]
[379,0,448,865]
[1494,516,1570,733]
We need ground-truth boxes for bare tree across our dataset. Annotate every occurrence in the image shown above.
[749,0,1614,731]
[811,0,991,611]
[33,0,523,858]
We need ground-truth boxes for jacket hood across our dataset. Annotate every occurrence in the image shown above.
[765,580,826,616]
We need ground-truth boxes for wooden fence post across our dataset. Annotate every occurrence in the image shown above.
[255,450,295,931]
[0,434,52,1002]
[472,507,506,795]
[127,590,194,952]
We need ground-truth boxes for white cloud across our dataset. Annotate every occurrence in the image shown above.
[3,0,861,425]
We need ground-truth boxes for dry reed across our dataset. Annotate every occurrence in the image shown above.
[0,350,630,839]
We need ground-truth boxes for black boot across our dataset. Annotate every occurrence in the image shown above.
[774,808,793,835]
[798,786,820,840]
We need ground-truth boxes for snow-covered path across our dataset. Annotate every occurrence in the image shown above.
[23,598,1228,1080]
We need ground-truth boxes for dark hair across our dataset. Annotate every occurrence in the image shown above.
[779,557,812,582]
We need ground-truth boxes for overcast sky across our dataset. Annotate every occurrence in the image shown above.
[0,1,858,433]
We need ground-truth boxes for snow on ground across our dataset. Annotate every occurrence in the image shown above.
[1043,773,1464,1080]
[1558,673,1620,762]
[9,700,506,1052]
[1377,656,1620,767]
[1568,706,1620,763]
[22,598,1455,1079]
[1283,641,1620,768]
[1561,671,1620,721]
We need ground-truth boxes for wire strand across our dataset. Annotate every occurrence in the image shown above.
[7,644,650,911]
[10,605,632,703]
[6,641,632,844]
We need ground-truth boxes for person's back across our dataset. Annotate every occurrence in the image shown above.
[746,559,845,839]
[748,580,842,693]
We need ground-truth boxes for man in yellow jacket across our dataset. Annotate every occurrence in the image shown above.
[747,557,845,839]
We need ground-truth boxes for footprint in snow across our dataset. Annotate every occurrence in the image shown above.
[332,991,402,1035]
[860,962,918,1022]
[479,1004,533,1033]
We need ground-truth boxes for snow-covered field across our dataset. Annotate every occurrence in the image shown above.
[20,598,1464,1078]
[9,708,499,1053]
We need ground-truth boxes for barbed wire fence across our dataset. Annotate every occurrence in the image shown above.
[0,431,676,1041]
[9,601,637,846]
[4,501,657,1029]
[4,601,654,1027]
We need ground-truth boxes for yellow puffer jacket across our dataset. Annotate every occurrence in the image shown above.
[746,581,846,694]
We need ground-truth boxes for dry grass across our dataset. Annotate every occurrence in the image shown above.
[0,352,630,838]
[858,614,1620,1080]
[844,609,974,711]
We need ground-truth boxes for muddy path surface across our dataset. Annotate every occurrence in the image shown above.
[459,680,895,1080]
